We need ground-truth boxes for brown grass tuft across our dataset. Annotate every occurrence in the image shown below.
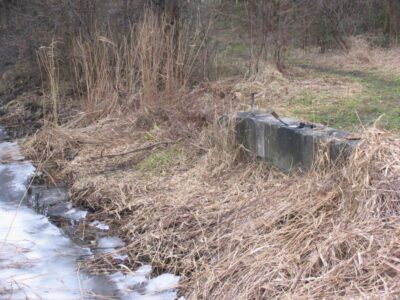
[302,36,400,75]
[68,9,209,123]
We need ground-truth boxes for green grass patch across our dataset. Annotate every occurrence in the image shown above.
[292,92,316,106]
[138,146,182,173]
[290,66,400,131]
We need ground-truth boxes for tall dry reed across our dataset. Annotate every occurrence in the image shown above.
[70,9,208,120]
[73,35,120,118]
[37,40,60,124]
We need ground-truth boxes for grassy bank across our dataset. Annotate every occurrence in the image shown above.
[2,2,400,297]
[290,66,400,131]
[22,110,400,299]
[15,47,399,298]
[1,22,399,297]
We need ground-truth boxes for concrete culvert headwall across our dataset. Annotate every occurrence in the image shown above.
[236,112,359,172]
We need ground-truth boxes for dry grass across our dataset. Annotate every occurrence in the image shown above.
[68,9,208,123]
[37,40,60,124]
[23,107,400,299]
[232,62,363,114]
[21,27,400,300]
[185,129,400,299]
[30,9,209,129]
[299,36,400,75]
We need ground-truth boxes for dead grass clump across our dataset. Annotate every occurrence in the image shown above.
[23,124,107,180]
[317,37,374,69]
[23,98,213,182]
[200,115,244,176]
[308,36,400,75]
[37,40,60,124]
[346,129,400,218]
[30,9,210,130]
[183,129,400,299]
[0,92,44,136]
[69,128,399,299]
[22,93,400,299]
[69,9,208,122]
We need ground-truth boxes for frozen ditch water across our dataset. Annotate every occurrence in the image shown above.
[0,129,180,299]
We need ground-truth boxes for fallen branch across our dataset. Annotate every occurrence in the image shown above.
[90,139,182,160]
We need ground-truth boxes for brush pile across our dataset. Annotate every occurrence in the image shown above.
[24,111,400,299]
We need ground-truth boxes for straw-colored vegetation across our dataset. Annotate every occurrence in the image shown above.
[21,14,400,297]
[22,31,400,298]
[1,2,400,298]
[24,110,400,299]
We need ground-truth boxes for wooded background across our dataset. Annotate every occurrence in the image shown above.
[1,0,399,101]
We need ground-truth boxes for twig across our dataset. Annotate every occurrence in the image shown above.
[89,139,182,160]
[0,159,25,164]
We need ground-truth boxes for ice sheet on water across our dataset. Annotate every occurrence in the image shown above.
[146,274,180,294]
[63,207,88,220]
[121,290,178,300]
[0,205,95,299]
[90,220,110,230]
[110,265,180,300]
[0,127,9,140]
[31,187,89,220]
[0,142,102,299]
[98,236,125,252]
[36,187,69,207]
[0,139,182,299]
[113,253,129,261]
[0,142,34,203]
[135,265,153,276]
[0,162,35,201]
[0,142,24,161]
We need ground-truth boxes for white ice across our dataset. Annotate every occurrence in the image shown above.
[0,140,96,299]
[0,205,95,299]
[90,220,110,231]
[98,236,125,251]
[0,142,24,161]
[0,135,181,299]
[146,274,180,294]
[63,207,88,220]
[113,253,129,261]
[110,265,180,300]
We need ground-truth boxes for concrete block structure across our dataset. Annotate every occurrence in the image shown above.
[236,112,358,172]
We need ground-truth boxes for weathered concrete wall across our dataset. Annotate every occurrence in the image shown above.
[0,127,9,141]
[236,112,358,172]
